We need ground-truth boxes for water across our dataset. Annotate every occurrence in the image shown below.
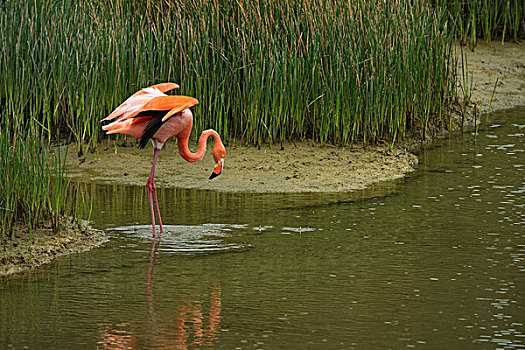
[1,107,523,349]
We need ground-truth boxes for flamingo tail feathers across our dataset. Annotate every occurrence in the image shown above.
[138,111,169,149]
[102,120,129,134]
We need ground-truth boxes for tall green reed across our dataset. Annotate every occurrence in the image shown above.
[432,0,524,46]
[0,115,86,238]
[1,0,458,149]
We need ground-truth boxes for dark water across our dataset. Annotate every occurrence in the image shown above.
[1,108,523,349]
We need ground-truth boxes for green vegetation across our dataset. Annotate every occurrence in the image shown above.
[1,0,458,150]
[0,118,85,238]
[433,0,525,47]
[2,0,522,239]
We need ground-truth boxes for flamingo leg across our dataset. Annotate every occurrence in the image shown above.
[146,147,163,237]
[152,186,163,233]
[147,188,157,238]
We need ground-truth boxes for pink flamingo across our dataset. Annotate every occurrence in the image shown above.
[102,83,226,237]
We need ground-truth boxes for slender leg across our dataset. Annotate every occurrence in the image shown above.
[147,148,162,238]
[152,187,163,233]
[147,188,157,238]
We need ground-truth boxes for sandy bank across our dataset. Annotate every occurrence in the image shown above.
[0,218,107,276]
[458,41,525,111]
[64,141,418,193]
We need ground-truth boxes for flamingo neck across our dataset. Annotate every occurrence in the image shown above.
[177,129,221,163]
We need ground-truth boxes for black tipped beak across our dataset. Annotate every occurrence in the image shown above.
[209,171,220,180]
[209,158,224,180]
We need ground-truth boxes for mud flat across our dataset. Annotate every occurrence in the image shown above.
[458,41,525,111]
[0,218,107,276]
[64,141,418,193]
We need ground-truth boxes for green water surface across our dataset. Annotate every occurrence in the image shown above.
[1,108,523,349]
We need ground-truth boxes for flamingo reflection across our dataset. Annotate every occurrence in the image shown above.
[98,323,138,349]
[98,239,222,349]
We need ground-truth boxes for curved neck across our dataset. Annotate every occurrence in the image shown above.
[178,129,221,163]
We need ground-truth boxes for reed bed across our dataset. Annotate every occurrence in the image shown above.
[433,0,525,46]
[0,0,458,149]
[0,117,85,238]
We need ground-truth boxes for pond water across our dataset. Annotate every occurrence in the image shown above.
[1,107,523,349]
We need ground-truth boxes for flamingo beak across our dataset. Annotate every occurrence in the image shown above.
[209,158,224,180]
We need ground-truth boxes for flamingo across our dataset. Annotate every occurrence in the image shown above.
[101,83,226,237]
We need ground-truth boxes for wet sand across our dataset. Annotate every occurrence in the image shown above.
[1,218,107,276]
[64,141,418,193]
[457,41,525,111]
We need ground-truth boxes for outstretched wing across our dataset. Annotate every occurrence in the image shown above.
[143,96,199,121]
[117,95,199,123]
[142,83,180,94]
[134,96,199,149]
[102,82,180,122]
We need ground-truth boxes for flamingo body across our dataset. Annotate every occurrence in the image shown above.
[104,108,191,145]
[102,83,226,237]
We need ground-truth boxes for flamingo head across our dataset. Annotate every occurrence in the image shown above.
[209,142,226,180]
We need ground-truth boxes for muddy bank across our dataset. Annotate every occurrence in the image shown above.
[64,141,418,193]
[458,41,525,111]
[1,218,107,276]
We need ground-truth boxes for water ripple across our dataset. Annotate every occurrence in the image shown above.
[107,224,250,255]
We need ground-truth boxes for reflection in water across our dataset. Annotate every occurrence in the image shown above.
[97,238,222,350]
[98,323,137,349]
[173,284,222,348]
[145,239,159,316]
[1,107,523,349]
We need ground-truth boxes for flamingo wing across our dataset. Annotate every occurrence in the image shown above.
[102,82,180,122]
[141,83,180,94]
[120,95,199,122]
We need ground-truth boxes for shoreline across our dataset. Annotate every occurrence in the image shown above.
[1,218,107,276]
[64,141,419,194]
[3,40,523,276]
[456,41,524,113]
